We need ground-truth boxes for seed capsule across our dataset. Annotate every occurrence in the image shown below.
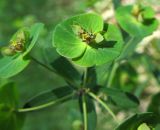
[95,33,104,43]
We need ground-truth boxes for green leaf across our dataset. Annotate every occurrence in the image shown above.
[137,123,150,130]
[53,13,123,67]
[50,57,82,87]
[79,95,97,130]
[100,87,139,108]
[53,13,101,59]
[0,78,8,87]
[116,5,158,37]
[0,55,30,79]
[0,83,25,130]
[0,23,44,78]
[85,67,97,90]
[141,7,155,20]
[95,33,104,43]
[23,23,44,55]
[148,92,160,118]
[21,86,73,111]
[115,113,158,130]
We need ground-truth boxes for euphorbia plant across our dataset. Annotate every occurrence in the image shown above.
[53,13,123,66]
[0,3,159,130]
[0,23,44,78]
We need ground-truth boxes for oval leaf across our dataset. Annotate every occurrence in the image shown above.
[50,57,82,87]
[22,86,73,111]
[100,87,139,108]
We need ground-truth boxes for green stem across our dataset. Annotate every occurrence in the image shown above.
[30,56,56,73]
[30,56,77,88]
[83,68,88,88]
[18,93,73,113]
[107,62,119,87]
[87,91,118,123]
[82,94,88,130]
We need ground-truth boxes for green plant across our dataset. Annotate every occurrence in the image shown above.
[0,2,160,130]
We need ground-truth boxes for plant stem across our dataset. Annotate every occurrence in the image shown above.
[83,68,88,88]
[107,62,119,87]
[18,93,73,113]
[87,91,118,123]
[30,56,56,73]
[82,94,88,130]
[30,56,77,88]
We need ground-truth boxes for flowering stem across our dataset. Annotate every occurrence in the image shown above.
[107,62,119,87]
[87,91,118,123]
[83,68,88,88]
[30,55,77,89]
[82,94,88,130]
[18,93,73,113]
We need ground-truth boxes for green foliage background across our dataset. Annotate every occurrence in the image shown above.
[0,0,160,130]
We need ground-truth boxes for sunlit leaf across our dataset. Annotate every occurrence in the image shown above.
[53,13,123,67]
[100,87,139,108]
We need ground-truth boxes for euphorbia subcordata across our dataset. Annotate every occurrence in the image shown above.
[0,23,44,78]
[0,3,159,130]
[52,13,124,67]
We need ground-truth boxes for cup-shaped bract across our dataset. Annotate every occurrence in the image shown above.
[116,5,158,37]
[0,23,44,78]
[1,28,30,56]
[52,13,123,67]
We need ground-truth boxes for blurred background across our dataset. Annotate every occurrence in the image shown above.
[0,0,160,130]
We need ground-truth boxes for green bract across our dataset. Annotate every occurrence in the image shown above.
[52,13,123,67]
[116,5,158,37]
[1,28,30,56]
[0,23,44,78]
